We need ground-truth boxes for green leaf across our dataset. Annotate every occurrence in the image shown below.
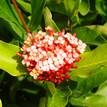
[30,0,46,31]
[16,0,31,13]
[39,97,47,107]
[47,82,56,95]
[64,0,75,15]
[79,0,90,16]
[69,96,85,106]
[72,27,105,45]
[84,80,107,107]
[47,86,72,107]
[76,66,107,94]
[0,99,2,107]
[96,0,107,17]
[0,0,25,39]
[86,23,107,36]
[70,43,107,79]
[43,7,60,32]
[47,0,66,15]
[0,40,26,76]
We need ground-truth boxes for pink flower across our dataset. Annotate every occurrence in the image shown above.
[17,26,86,84]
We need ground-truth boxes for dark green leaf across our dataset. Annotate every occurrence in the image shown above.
[64,0,76,16]
[16,0,31,13]
[0,0,25,39]
[96,0,107,17]
[47,0,66,15]
[30,0,46,31]
[39,97,47,107]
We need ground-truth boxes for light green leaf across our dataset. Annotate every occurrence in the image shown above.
[0,40,26,76]
[76,66,107,94]
[16,0,31,13]
[0,99,2,107]
[84,80,107,107]
[72,27,105,45]
[86,23,107,36]
[47,82,56,95]
[71,43,107,79]
[30,0,46,31]
[79,0,90,16]
[47,87,72,107]
[43,7,60,32]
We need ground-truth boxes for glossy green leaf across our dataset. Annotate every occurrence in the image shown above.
[47,87,72,107]
[47,0,66,15]
[64,0,76,16]
[16,0,31,13]
[86,23,107,36]
[72,27,105,45]
[69,96,85,106]
[79,0,90,16]
[84,80,107,107]
[43,7,60,32]
[96,0,107,17]
[0,0,25,39]
[71,43,107,79]
[47,82,56,95]
[76,66,107,94]
[0,40,26,76]
[30,0,46,31]
[0,99,2,107]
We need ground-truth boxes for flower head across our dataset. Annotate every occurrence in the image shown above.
[17,27,86,84]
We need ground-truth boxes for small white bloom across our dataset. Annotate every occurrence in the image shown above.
[26,61,30,67]
[48,57,53,64]
[49,64,56,70]
[66,45,72,52]
[48,40,53,45]
[68,58,74,64]
[31,46,36,50]
[54,60,60,66]
[29,72,34,76]
[33,74,38,79]
[41,50,47,56]
[43,60,48,66]
[61,52,67,58]
[38,61,43,67]
[41,66,47,71]
[49,36,54,41]
[45,65,50,71]
[22,60,25,65]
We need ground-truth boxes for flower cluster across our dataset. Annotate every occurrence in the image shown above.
[17,26,86,84]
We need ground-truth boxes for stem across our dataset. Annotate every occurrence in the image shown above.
[11,0,30,33]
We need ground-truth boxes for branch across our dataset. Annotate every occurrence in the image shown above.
[11,0,30,33]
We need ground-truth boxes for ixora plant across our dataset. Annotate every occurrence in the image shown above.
[0,0,107,107]
[17,27,86,84]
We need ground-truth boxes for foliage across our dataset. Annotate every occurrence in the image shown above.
[0,0,107,107]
